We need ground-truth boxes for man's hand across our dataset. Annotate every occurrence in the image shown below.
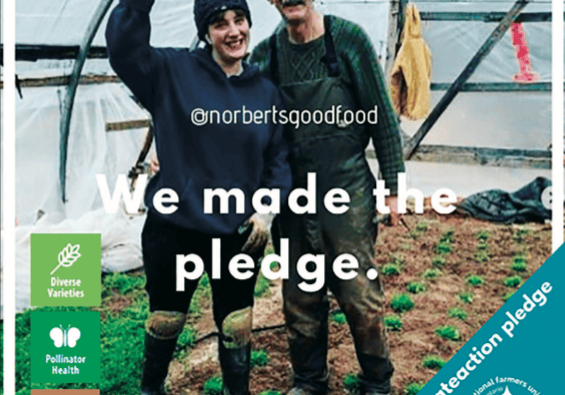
[385,195,401,226]
[241,213,273,254]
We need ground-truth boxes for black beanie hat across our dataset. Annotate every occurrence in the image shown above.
[193,0,252,41]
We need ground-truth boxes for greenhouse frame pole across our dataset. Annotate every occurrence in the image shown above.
[59,0,115,201]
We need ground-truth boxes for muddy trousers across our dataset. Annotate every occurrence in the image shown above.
[141,211,260,394]
[277,213,394,394]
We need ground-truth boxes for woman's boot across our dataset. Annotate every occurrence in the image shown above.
[218,341,251,395]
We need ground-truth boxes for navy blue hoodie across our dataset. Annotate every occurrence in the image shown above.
[106,0,291,235]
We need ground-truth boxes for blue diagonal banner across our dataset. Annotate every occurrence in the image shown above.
[418,244,565,395]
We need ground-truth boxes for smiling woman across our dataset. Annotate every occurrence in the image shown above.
[105,0,292,394]
[207,9,250,75]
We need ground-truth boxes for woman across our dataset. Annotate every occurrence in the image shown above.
[106,0,291,394]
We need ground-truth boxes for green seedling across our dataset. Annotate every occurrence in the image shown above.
[203,376,223,395]
[404,382,426,395]
[415,221,429,232]
[476,241,488,251]
[422,355,447,370]
[422,268,442,280]
[331,311,347,325]
[436,242,452,254]
[511,256,527,272]
[259,391,282,395]
[343,373,360,393]
[448,308,468,321]
[513,228,529,243]
[440,229,455,243]
[503,275,522,288]
[390,294,415,313]
[381,263,401,276]
[466,275,484,287]
[251,349,270,368]
[475,230,490,241]
[406,281,426,294]
[432,255,446,268]
[384,315,403,331]
[435,325,461,341]
[458,292,473,304]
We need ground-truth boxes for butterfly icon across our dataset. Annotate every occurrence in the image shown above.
[50,325,81,348]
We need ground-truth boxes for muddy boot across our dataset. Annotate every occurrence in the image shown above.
[140,332,178,395]
[357,352,394,395]
[218,341,251,395]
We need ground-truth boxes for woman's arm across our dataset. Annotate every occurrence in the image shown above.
[106,0,161,109]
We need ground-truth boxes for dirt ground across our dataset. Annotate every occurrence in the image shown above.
[167,207,551,395]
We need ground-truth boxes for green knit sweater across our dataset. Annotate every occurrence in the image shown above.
[250,15,405,194]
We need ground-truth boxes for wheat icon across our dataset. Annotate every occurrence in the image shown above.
[51,243,81,275]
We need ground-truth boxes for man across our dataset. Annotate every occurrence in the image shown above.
[250,1,405,394]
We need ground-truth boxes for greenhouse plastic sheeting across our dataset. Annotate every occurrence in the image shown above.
[16,83,151,226]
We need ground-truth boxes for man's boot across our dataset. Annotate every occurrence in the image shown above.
[218,341,251,395]
[140,332,178,395]
[357,352,394,395]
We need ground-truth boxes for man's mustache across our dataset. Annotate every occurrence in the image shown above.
[280,0,305,6]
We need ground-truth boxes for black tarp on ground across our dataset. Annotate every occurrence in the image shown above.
[456,177,551,223]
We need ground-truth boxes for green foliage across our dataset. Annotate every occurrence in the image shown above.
[502,276,522,288]
[203,376,223,395]
[384,315,403,331]
[466,275,484,287]
[448,308,468,321]
[432,255,446,268]
[176,325,198,350]
[415,221,429,232]
[435,241,452,254]
[476,241,488,251]
[440,229,455,243]
[511,255,527,272]
[15,273,199,394]
[458,292,473,304]
[513,228,529,243]
[390,294,415,313]
[422,268,442,280]
[406,281,426,294]
[254,273,272,297]
[422,355,447,370]
[101,272,146,297]
[259,391,282,395]
[331,311,347,325]
[381,263,401,276]
[475,230,490,241]
[474,251,490,263]
[435,325,461,341]
[503,275,522,288]
[404,382,426,395]
[251,349,270,368]
[343,373,360,393]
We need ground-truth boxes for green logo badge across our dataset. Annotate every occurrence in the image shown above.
[31,311,101,383]
[31,234,101,307]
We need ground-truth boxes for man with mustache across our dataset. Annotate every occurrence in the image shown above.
[250,1,405,394]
